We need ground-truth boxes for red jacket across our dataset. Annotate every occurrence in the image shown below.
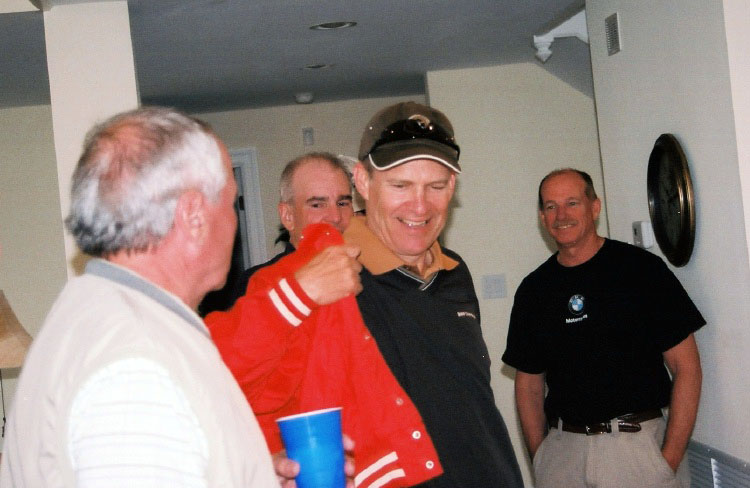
[206,223,443,488]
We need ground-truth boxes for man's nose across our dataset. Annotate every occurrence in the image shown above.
[411,189,427,213]
[323,206,343,223]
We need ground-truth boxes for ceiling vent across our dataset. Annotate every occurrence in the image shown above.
[309,21,357,31]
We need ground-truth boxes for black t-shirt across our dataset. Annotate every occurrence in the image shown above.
[502,239,705,424]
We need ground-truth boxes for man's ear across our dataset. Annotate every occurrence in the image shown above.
[352,163,370,201]
[278,201,294,233]
[174,190,207,242]
[592,198,602,221]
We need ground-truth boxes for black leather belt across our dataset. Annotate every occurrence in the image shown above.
[549,409,663,435]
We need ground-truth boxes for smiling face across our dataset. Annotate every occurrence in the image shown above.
[354,159,455,268]
[279,158,353,245]
[539,171,601,252]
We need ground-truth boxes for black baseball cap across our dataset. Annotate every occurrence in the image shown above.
[358,101,461,173]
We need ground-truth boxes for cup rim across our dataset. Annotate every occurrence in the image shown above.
[276,407,342,423]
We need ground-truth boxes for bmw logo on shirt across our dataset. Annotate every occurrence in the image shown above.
[568,294,585,315]
[566,294,588,324]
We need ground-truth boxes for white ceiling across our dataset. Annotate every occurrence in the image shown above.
[0,0,593,113]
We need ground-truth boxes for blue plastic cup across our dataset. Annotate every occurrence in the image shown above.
[277,407,345,488]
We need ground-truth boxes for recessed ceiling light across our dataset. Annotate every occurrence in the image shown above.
[302,63,334,70]
[295,92,314,104]
[309,21,357,30]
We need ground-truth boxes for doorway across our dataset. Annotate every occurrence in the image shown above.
[198,148,267,316]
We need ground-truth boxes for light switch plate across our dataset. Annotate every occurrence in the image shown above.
[482,274,507,299]
[633,221,655,249]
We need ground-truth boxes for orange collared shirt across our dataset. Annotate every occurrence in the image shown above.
[343,215,458,280]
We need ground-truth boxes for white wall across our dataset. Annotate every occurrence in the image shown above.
[197,95,425,256]
[427,63,605,486]
[724,0,750,261]
[588,0,750,462]
[0,105,68,445]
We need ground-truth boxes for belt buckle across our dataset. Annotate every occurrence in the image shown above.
[585,423,598,435]
[585,421,610,435]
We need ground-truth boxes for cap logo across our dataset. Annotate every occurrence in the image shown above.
[408,114,431,129]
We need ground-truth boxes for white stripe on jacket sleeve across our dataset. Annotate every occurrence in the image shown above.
[279,278,311,316]
[268,288,303,326]
[355,451,407,488]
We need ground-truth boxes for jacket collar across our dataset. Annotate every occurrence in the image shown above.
[86,258,209,337]
[343,215,458,277]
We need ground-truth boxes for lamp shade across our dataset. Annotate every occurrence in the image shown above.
[0,290,32,368]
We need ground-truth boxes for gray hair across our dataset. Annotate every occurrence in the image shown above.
[279,152,352,203]
[538,168,598,210]
[65,106,226,257]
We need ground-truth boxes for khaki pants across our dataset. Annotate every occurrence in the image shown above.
[533,417,691,488]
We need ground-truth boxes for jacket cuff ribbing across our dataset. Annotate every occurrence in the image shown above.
[267,273,318,327]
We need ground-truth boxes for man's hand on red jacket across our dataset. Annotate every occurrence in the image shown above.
[295,245,362,305]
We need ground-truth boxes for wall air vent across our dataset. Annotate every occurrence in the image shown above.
[688,440,750,488]
[605,12,621,56]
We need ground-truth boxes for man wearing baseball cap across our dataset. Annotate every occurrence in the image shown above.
[345,101,524,487]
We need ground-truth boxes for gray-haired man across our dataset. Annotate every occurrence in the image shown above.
[0,107,278,487]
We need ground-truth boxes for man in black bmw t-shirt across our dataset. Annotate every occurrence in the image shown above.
[503,168,704,488]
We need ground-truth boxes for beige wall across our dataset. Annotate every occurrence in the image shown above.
[0,105,67,445]
[197,95,425,256]
[427,63,605,486]
[588,0,750,462]
[0,105,66,335]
